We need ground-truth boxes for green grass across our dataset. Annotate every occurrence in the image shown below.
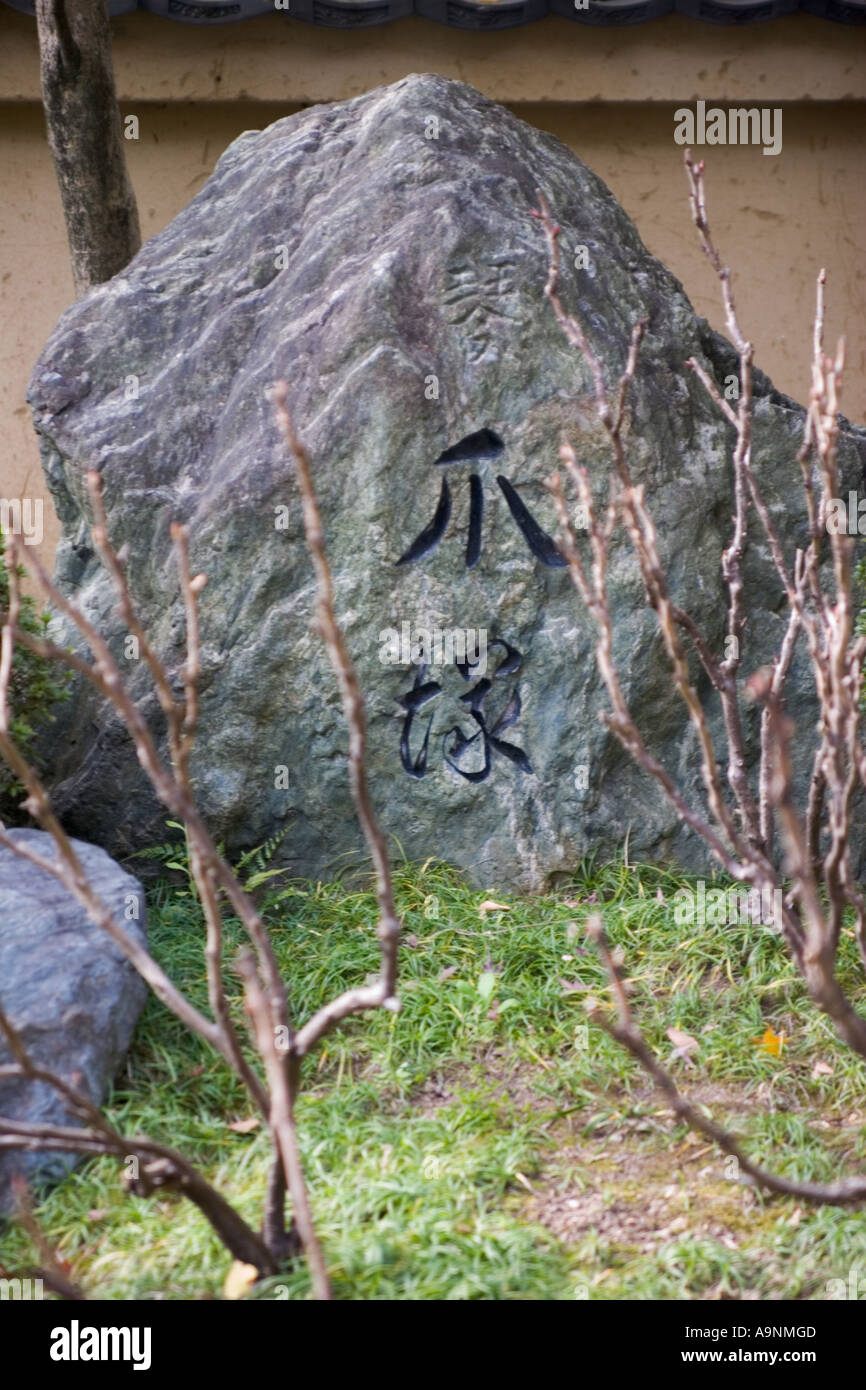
[3,856,866,1300]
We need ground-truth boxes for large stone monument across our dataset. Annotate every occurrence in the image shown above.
[28,75,866,890]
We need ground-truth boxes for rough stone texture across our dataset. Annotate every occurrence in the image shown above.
[28,74,866,890]
[0,830,147,1212]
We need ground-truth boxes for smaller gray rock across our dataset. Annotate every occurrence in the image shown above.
[0,829,148,1213]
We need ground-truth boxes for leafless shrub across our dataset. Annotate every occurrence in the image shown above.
[0,384,401,1299]
[537,152,866,1204]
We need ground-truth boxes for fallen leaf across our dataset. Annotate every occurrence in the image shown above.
[566,921,580,941]
[478,899,510,915]
[562,898,581,909]
[405,933,419,948]
[753,1027,786,1056]
[667,1027,699,1055]
[228,1117,261,1134]
[223,1261,259,1300]
[811,1060,834,1079]
[438,965,458,983]
[559,977,589,994]
[87,1208,107,1222]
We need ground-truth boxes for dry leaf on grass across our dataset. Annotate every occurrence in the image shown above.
[753,1027,786,1056]
[559,977,589,995]
[478,899,511,916]
[666,1026,699,1062]
[227,1117,261,1134]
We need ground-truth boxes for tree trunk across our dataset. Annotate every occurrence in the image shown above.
[35,0,141,298]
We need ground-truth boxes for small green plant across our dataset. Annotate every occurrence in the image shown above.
[0,530,70,814]
[134,823,297,909]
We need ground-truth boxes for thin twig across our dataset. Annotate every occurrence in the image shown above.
[586,914,866,1205]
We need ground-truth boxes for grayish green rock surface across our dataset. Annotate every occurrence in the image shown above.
[28,75,866,890]
[0,830,147,1212]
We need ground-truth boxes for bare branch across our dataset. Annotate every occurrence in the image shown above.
[586,914,866,1206]
[538,156,866,1070]
[269,384,402,1025]
[0,1004,275,1273]
[237,949,329,1300]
